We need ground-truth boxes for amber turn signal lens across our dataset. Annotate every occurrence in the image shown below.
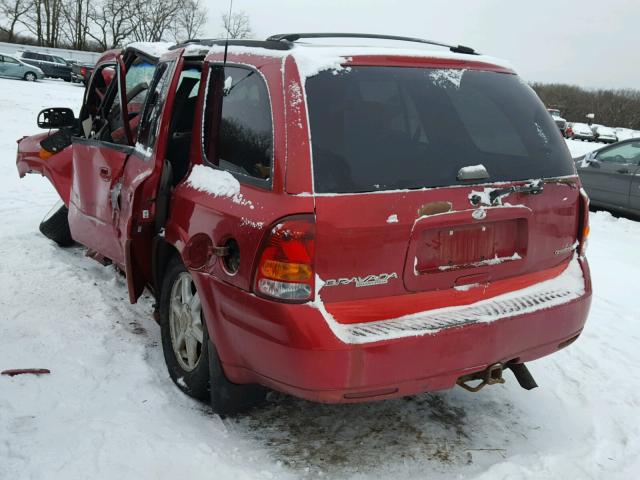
[38,148,54,160]
[261,259,312,282]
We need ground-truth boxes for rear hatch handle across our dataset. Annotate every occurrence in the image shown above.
[470,180,544,207]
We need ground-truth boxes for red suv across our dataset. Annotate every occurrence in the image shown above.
[16,34,592,414]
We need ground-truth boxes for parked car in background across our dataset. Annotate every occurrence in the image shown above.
[547,108,567,135]
[71,62,94,85]
[0,54,44,81]
[614,127,640,141]
[575,138,640,216]
[18,51,72,81]
[16,36,592,414]
[591,124,618,144]
[568,122,596,141]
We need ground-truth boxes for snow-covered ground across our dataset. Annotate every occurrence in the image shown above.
[1,78,640,480]
[565,138,605,158]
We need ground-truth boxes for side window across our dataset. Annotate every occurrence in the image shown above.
[598,142,640,164]
[86,56,157,146]
[137,63,171,149]
[5,57,19,65]
[22,52,34,59]
[203,65,273,182]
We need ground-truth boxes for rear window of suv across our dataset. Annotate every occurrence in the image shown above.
[305,67,575,193]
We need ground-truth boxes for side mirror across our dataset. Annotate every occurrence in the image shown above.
[586,158,600,168]
[37,108,76,129]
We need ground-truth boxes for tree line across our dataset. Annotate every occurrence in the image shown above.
[0,0,253,52]
[532,83,640,130]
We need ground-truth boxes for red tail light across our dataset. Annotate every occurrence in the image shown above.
[80,67,87,75]
[254,215,315,302]
[578,187,590,256]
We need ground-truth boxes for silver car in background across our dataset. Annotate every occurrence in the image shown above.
[0,54,45,81]
[591,124,618,144]
[569,122,596,141]
[575,138,640,216]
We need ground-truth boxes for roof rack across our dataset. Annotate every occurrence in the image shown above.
[170,38,293,52]
[266,33,477,55]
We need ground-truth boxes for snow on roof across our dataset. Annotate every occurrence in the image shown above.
[203,42,515,81]
[126,42,174,58]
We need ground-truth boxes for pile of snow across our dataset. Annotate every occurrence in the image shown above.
[565,138,603,158]
[186,164,240,198]
[126,42,174,58]
[185,164,254,209]
[1,78,640,480]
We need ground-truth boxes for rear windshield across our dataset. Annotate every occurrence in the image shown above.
[305,67,574,193]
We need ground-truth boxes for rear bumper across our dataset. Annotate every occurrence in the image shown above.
[194,258,592,403]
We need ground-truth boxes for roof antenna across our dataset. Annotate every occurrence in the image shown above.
[223,0,234,67]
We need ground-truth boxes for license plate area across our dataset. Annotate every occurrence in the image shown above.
[415,219,527,274]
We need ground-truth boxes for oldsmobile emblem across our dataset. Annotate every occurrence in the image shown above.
[325,272,399,288]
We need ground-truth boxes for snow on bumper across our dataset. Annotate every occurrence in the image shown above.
[315,257,586,344]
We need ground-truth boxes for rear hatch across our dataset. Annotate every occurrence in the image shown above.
[305,64,579,312]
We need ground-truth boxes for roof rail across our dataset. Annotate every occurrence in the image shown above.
[266,33,477,55]
[170,38,294,52]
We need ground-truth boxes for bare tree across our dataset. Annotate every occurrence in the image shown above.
[533,82,640,130]
[59,0,90,49]
[87,0,135,49]
[220,10,252,39]
[171,0,207,42]
[0,0,32,42]
[21,0,64,46]
[127,0,183,42]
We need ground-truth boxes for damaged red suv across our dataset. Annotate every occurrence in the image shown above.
[16,34,591,414]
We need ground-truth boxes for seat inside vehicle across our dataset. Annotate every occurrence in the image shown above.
[166,67,201,186]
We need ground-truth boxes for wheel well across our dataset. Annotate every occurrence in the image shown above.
[151,237,182,299]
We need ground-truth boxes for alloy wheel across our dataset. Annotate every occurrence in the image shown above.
[169,272,204,372]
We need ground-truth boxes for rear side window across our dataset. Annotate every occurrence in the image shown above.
[305,67,575,193]
[203,65,273,183]
[598,142,640,164]
[22,52,35,59]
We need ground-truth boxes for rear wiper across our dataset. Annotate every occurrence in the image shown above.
[470,180,544,207]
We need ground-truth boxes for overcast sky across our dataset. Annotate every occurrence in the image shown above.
[204,0,638,90]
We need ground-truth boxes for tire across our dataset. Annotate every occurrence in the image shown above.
[159,257,266,413]
[39,201,74,247]
[24,72,37,82]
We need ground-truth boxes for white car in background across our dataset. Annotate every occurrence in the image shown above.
[568,122,596,141]
[614,128,640,141]
[591,124,618,144]
[547,108,567,135]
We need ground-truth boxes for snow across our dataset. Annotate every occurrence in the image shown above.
[126,41,174,59]
[185,164,254,209]
[316,254,580,344]
[186,164,240,197]
[565,138,605,158]
[205,43,513,82]
[2,78,640,480]
[429,68,466,89]
[438,252,523,270]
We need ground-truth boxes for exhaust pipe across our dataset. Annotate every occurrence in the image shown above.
[507,363,538,390]
[457,362,538,392]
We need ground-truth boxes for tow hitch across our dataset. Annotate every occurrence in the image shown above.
[457,362,538,392]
